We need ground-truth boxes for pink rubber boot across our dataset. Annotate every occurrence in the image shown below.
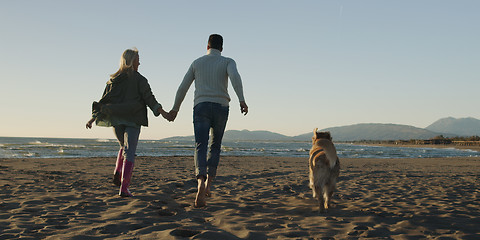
[119,161,134,197]
[113,148,124,186]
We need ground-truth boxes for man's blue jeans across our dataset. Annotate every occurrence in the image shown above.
[193,102,229,179]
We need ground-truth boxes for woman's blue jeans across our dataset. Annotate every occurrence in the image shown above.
[193,102,229,179]
[114,125,140,163]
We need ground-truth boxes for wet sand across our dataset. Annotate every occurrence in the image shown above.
[1,156,479,239]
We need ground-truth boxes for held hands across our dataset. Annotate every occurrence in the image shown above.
[159,103,245,123]
[166,110,178,122]
[158,106,177,122]
[161,111,170,121]
[158,107,173,122]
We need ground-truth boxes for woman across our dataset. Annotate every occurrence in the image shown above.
[86,48,168,197]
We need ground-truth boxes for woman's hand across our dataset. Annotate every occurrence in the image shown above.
[86,118,95,129]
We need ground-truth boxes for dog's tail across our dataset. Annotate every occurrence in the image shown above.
[310,150,338,170]
[315,139,338,169]
[325,151,338,170]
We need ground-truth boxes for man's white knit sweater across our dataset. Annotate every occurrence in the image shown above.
[172,48,245,111]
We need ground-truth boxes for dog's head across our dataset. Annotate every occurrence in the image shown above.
[312,128,332,143]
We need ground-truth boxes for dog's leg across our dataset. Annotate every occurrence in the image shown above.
[327,183,337,210]
[325,160,340,211]
[315,186,325,212]
[324,190,331,211]
[310,183,317,198]
[323,183,330,211]
[309,171,316,198]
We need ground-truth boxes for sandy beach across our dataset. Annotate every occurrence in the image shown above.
[1,156,479,239]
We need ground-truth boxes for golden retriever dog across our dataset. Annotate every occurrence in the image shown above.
[309,128,340,212]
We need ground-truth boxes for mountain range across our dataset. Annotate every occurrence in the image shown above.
[425,117,480,136]
[162,117,480,141]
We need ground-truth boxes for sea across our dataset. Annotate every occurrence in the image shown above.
[1,137,479,159]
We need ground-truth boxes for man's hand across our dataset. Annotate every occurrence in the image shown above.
[240,101,248,115]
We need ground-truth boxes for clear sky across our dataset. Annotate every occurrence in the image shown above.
[1,0,479,140]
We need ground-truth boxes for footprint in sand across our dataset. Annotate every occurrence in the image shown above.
[170,228,201,238]
[157,209,176,217]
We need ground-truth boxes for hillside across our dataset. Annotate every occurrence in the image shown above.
[222,130,291,141]
[163,124,443,142]
[161,117,480,142]
[161,129,290,142]
[293,123,443,141]
[426,117,480,136]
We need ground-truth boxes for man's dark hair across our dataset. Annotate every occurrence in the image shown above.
[208,34,223,50]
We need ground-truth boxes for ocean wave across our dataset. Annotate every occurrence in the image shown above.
[25,142,86,148]
[1,138,480,159]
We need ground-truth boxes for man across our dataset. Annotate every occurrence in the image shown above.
[168,34,248,207]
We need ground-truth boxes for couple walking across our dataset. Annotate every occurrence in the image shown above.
[86,34,248,207]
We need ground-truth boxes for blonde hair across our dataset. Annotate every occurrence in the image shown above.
[110,48,139,79]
